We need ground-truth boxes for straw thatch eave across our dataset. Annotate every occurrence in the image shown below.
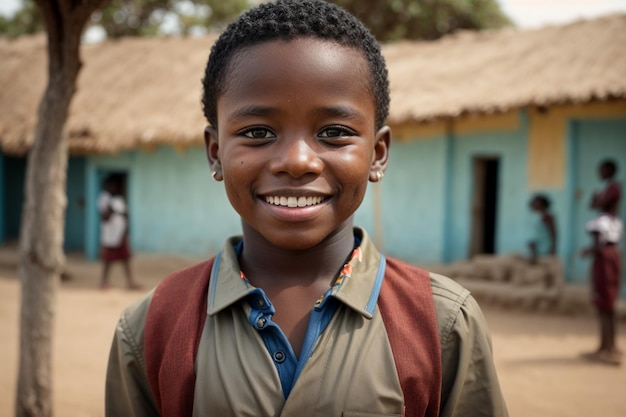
[0,34,219,156]
[1,13,625,156]
[384,13,626,125]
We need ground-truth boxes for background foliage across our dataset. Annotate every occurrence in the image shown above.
[335,0,511,41]
[0,0,511,41]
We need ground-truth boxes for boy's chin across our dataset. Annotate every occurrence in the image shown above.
[244,222,355,252]
[263,230,335,251]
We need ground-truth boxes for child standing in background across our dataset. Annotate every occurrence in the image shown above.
[98,174,140,290]
[581,159,623,365]
[106,1,508,415]
[527,194,557,264]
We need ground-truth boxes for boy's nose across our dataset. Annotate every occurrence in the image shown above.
[270,139,323,179]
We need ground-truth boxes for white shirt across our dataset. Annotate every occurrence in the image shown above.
[100,193,127,247]
[586,214,623,244]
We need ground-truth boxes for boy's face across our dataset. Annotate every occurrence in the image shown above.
[205,38,389,250]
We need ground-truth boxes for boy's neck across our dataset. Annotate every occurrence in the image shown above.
[238,221,356,288]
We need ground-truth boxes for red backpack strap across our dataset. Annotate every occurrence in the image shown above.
[144,255,441,416]
[379,257,442,417]
[144,257,215,417]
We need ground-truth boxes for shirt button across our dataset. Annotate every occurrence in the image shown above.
[258,298,265,307]
[273,350,286,363]
[256,317,267,329]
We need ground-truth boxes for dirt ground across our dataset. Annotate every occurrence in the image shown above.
[1,249,625,417]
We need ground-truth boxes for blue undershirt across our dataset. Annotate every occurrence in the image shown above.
[246,287,339,398]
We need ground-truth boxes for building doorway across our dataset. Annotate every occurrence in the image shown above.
[1,154,27,244]
[469,157,500,257]
[90,169,130,256]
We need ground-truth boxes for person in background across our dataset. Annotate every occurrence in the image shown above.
[590,159,621,216]
[527,194,557,264]
[581,159,622,365]
[98,174,140,290]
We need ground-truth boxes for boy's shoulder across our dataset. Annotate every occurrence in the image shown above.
[428,271,476,342]
[385,256,476,340]
[429,271,472,312]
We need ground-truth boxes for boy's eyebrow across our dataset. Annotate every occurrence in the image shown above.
[225,104,367,124]
[226,105,277,122]
[315,105,367,123]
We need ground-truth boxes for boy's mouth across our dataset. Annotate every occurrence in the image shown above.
[264,195,325,208]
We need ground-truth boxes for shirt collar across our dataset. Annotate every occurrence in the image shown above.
[207,227,385,319]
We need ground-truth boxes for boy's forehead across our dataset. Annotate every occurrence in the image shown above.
[214,37,377,130]
[223,38,372,93]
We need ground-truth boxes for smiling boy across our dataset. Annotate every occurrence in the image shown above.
[106,1,508,416]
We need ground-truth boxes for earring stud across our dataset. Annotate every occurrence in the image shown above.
[212,171,218,181]
[376,171,384,182]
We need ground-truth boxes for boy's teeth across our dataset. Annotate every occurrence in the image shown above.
[266,196,323,207]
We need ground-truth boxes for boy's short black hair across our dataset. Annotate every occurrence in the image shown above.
[202,0,390,130]
[600,159,618,177]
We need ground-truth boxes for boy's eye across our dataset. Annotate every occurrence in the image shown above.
[318,126,355,138]
[241,127,276,139]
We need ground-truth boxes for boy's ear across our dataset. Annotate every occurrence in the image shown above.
[204,126,223,181]
[369,126,391,182]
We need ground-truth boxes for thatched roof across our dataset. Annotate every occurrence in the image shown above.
[1,13,625,155]
[0,35,219,155]
[386,13,626,124]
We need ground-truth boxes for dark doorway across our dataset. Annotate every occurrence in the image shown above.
[2,156,90,251]
[2,155,27,243]
[469,157,500,256]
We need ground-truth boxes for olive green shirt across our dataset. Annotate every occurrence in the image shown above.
[106,231,507,417]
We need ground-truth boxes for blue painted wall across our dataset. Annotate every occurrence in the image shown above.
[447,118,529,260]
[131,146,240,255]
[85,147,241,259]
[373,136,449,262]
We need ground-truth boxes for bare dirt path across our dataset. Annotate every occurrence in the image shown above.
[1,250,625,417]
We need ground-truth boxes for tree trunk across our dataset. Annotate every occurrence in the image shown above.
[16,32,81,417]
[15,1,106,415]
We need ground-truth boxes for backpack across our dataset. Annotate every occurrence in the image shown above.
[144,256,442,417]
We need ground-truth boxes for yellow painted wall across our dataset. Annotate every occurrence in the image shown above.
[455,111,520,135]
[390,110,520,141]
[390,120,447,141]
[528,101,626,189]
[391,101,626,189]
